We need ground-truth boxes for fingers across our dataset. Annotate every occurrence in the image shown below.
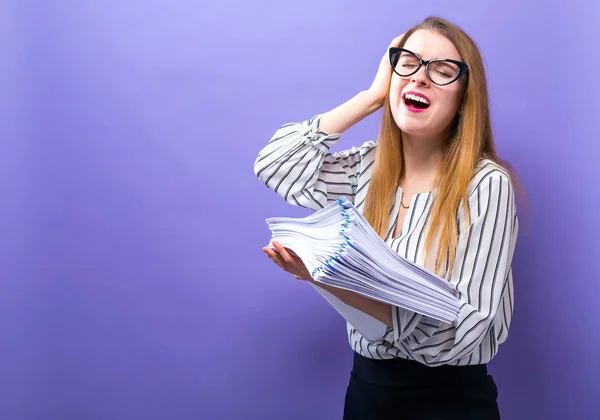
[272,241,295,264]
[390,33,406,47]
[263,245,308,280]
[263,246,281,262]
[265,248,287,271]
[263,242,313,281]
[263,245,291,268]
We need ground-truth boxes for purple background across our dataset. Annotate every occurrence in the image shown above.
[1,0,599,419]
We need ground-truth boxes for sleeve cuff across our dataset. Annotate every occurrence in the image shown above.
[392,305,401,343]
[388,306,422,345]
[303,114,342,152]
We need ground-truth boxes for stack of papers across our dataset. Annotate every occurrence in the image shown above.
[265,198,460,334]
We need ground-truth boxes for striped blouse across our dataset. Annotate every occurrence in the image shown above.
[254,114,519,367]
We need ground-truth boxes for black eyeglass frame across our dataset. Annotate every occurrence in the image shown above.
[388,47,469,86]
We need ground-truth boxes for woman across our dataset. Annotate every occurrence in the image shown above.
[254,16,519,420]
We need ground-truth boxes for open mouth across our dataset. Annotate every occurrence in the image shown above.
[403,92,431,110]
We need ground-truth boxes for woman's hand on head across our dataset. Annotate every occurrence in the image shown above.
[367,34,406,108]
[262,241,313,281]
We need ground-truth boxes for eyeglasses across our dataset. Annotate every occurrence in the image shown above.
[388,47,469,86]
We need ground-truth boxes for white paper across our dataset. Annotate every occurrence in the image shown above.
[265,198,460,326]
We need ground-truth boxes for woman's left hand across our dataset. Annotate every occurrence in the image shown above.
[262,241,313,281]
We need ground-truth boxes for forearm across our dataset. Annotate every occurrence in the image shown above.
[318,90,382,135]
[309,279,393,327]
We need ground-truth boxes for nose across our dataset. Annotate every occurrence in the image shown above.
[410,65,429,86]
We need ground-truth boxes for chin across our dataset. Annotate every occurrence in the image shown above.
[393,109,454,140]
[400,126,433,138]
[393,115,431,137]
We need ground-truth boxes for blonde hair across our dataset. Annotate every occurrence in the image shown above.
[363,16,519,277]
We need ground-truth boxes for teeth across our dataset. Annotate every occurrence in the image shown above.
[405,93,430,105]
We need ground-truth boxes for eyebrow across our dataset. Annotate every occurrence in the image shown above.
[402,48,459,62]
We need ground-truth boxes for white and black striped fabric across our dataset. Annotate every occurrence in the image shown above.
[254,115,519,367]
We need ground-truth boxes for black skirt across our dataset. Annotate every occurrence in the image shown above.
[343,352,501,420]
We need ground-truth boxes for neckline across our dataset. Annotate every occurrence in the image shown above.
[395,157,492,196]
[396,185,438,196]
[387,187,435,242]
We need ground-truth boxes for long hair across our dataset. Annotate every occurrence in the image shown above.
[363,16,519,277]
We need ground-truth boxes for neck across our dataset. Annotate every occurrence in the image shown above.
[400,133,446,189]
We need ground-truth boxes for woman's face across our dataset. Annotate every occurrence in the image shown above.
[389,29,466,141]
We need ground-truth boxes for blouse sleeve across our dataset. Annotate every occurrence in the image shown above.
[253,114,376,211]
[398,171,518,365]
